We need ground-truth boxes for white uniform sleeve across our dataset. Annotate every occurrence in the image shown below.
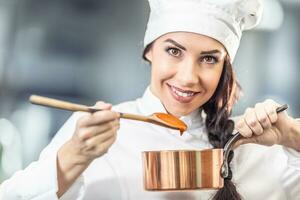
[284,118,300,169]
[0,112,85,200]
[281,118,300,199]
[283,147,300,169]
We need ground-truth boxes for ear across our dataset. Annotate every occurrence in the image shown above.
[144,46,153,62]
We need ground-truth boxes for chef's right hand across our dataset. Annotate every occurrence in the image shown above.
[57,101,119,197]
[70,101,120,163]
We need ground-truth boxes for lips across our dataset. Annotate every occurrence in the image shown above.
[167,84,200,103]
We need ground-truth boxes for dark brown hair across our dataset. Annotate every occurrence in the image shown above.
[203,54,242,200]
[143,44,242,200]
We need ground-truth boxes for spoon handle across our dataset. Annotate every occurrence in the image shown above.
[120,113,150,122]
[29,95,151,122]
[29,95,98,113]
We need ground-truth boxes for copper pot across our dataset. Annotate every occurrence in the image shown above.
[142,148,225,190]
[142,104,288,191]
[141,131,245,190]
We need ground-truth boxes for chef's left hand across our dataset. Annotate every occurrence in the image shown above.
[234,99,295,148]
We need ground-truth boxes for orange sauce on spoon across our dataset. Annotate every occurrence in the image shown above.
[154,113,187,135]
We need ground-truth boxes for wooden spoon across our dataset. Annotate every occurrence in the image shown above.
[29,95,187,134]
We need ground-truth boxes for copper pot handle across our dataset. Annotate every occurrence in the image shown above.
[221,104,288,178]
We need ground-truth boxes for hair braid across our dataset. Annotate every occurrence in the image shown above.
[203,55,242,200]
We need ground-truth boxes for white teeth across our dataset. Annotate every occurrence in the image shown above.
[171,86,195,97]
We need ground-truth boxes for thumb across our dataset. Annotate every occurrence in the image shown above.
[233,137,257,149]
[92,101,112,110]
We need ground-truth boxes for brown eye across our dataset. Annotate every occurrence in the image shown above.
[202,56,217,64]
[167,48,181,57]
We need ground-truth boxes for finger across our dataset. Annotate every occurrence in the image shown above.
[96,135,117,155]
[87,132,117,157]
[84,128,118,150]
[233,139,244,149]
[236,118,253,138]
[78,110,119,127]
[233,137,258,149]
[92,101,112,110]
[77,120,120,141]
[264,100,278,123]
[255,103,272,129]
[244,108,264,136]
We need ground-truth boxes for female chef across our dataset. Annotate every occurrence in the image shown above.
[1,0,300,199]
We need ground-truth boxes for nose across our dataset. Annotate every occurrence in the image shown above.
[176,58,200,87]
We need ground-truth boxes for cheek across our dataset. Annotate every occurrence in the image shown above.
[151,57,176,83]
[201,68,223,93]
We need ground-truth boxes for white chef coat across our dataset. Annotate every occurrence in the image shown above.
[1,87,300,200]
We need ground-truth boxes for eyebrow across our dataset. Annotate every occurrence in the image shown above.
[164,39,186,51]
[200,50,221,55]
[164,39,222,55]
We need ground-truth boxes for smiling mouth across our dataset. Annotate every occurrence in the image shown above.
[167,83,201,103]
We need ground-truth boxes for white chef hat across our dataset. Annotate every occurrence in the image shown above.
[144,0,263,62]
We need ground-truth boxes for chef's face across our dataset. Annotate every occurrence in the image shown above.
[145,32,227,117]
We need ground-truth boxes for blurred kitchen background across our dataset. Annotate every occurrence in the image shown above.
[0,0,299,182]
